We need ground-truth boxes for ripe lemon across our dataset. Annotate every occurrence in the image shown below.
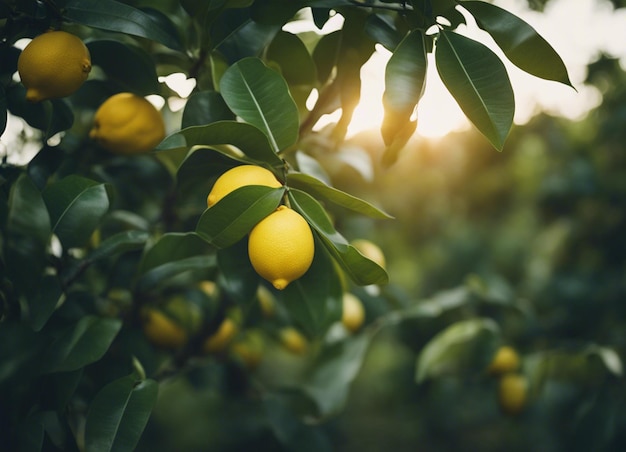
[342,292,365,333]
[142,308,188,350]
[248,206,314,290]
[498,373,529,416]
[202,318,238,353]
[279,327,308,355]
[351,238,386,269]
[18,30,91,102]
[89,92,166,154]
[207,165,282,207]
[488,346,521,376]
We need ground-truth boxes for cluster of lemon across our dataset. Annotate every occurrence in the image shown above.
[140,279,372,368]
[487,345,529,416]
[18,29,165,154]
[206,165,314,290]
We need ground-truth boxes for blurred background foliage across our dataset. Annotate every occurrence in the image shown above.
[133,52,626,451]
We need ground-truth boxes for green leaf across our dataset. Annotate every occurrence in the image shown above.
[196,185,284,248]
[27,274,63,332]
[365,13,403,52]
[0,85,6,136]
[181,91,235,129]
[382,29,427,146]
[4,173,51,297]
[435,30,514,150]
[312,30,340,85]
[219,58,299,153]
[303,334,371,417]
[63,0,183,51]
[88,230,150,263]
[175,148,243,201]
[6,86,74,137]
[85,376,158,452]
[87,40,160,95]
[278,236,343,336]
[288,189,388,286]
[43,175,110,249]
[158,120,284,168]
[286,172,392,219]
[45,316,122,373]
[217,238,260,308]
[462,1,572,87]
[416,318,500,382]
[266,31,317,87]
[135,233,215,291]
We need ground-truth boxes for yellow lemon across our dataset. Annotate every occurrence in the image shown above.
[18,30,91,102]
[89,92,166,154]
[248,206,314,290]
[279,327,308,355]
[488,346,521,376]
[202,318,238,353]
[207,165,282,207]
[351,238,386,269]
[342,292,365,333]
[141,308,188,350]
[498,373,529,416]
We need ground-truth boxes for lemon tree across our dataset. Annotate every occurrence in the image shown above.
[0,1,584,451]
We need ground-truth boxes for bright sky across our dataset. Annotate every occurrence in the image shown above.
[342,0,626,138]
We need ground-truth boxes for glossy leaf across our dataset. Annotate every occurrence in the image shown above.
[278,236,343,336]
[43,175,110,249]
[4,174,51,297]
[219,58,299,153]
[0,85,6,136]
[158,120,284,168]
[462,1,572,87]
[286,172,392,219]
[288,189,388,286]
[435,30,514,150]
[266,31,316,87]
[135,233,214,291]
[45,316,122,373]
[84,376,158,452]
[88,230,150,263]
[87,40,160,95]
[181,91,234,129]
[27,274,63,332]
[63,0,183,50]
[6,86,74,137]
[211,9,279,63]
[196,186,284,248]
[365,13,403,52]
[217,238,260,307]
[312,31,340,85]
[303,334,371,417]
[416,318,500,382]
[382,29,427,146]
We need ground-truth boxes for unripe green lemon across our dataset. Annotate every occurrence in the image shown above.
[498,373,529,416]
[18,30,91,102]
[207,165,282,207]
[279,327,308,355]
[488,346,521,376]
[248,206,314,290]
[89,92,165,154]
[202,318,238,354]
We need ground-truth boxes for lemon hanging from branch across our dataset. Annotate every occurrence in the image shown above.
[18,30,92,102]
[207,165,282,207]
[248,206,314,290]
